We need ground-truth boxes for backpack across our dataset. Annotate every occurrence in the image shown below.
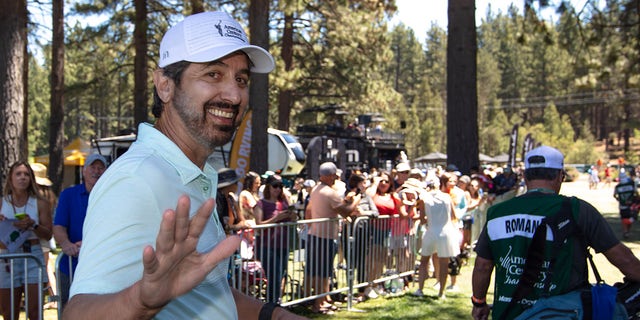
[615,278,640,319]
[505,197,627,320]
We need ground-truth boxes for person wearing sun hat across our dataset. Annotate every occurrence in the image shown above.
[472,145,640,320]
[215,168,252,234]
[30,162,53,187]
[63,11,304,320]
[30,162,59,309]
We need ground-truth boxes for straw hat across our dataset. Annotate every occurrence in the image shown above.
[30,163,53,187]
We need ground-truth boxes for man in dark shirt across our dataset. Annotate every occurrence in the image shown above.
[472,146,640,320]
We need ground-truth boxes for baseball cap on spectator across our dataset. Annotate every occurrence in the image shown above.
[459,175,471,185]
[265,174,283,186]
[319,162,338,177]
[446,163,461,177]
[396,162,411,173]
[217,168,239,189]
[158,11,275,73]
[261,170,275,179]
[30,163,53,187]
[85,153,107,169]
[303,179,316,188]
[524,146,564,170]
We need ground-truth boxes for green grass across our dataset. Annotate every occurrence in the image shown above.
[286,257,478,320]
[287,209,640,319]
[286,271,475,319]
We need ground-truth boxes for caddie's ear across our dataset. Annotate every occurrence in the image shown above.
[153,69,174,103]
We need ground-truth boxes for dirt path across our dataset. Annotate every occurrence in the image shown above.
[559,173,639,283]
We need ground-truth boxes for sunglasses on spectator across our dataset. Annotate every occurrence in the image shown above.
[380,180,389,184]
[271,183,284,189]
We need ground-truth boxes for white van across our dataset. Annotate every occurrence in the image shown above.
[91,128,306,177]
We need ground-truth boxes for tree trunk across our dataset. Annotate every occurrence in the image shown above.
[249,0,270,175]
[0,0,28,192]
[189,0,204,14]
[277,12,294,131]
[446,0,478,174]
[49,0,65,195]
[133,0,148,127]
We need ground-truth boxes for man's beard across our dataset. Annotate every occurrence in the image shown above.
[173,88,239,149]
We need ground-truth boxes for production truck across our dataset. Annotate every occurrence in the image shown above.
[295,104,406,178]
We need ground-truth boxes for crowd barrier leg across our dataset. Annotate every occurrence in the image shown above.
[226,216,419,311]
[54,252,73,320]
[0,252,45,320]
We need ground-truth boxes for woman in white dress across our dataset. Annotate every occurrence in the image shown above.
[414,173,460,299]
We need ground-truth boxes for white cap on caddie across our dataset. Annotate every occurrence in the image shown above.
[159,11,275,73]
[525,145,564,170]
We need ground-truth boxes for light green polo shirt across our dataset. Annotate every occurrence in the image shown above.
[70,123,236,319]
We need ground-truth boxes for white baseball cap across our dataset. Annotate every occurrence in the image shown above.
[159,11,275,73]
[395,162,411,173]
[525,145,564,170]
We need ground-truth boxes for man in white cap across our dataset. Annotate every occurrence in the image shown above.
[394,162,411,189]
[472,146,640,320]
[53,153,107,311]
[64,12,303,320]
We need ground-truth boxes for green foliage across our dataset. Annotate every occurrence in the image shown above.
[27,55,51,156]
[21,0,640,164]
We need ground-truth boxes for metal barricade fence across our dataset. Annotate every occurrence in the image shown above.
[228,214,419,310]
[54,253,74,319]
[0,252,45,320]
[44,215,419,317]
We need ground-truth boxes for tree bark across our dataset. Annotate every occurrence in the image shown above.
[0,0,28,192]
[277,12,294,131]
[249,0,270,175]
[446,0,478,174]
[49,0,65,195]
[189,0,204,14]
[133,0,148,127]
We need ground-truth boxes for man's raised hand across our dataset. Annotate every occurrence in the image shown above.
[138,195,241,310]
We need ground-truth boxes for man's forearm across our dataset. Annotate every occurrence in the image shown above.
[63,282,161,320]
[472,256,494,299]
[52,225,70,245]
[604,243,640,282]
[232,287,262,319]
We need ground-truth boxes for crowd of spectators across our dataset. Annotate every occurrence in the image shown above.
[210,159,529,310]
[0,155,530,316]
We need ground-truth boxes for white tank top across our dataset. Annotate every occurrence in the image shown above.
[1,196,39,240]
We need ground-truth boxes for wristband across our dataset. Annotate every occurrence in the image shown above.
[471,296,487,307]
[259,302,280,320]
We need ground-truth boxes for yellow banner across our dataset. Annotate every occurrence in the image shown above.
[229,110,252,182]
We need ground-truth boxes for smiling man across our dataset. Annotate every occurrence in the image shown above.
[63,12,304,320]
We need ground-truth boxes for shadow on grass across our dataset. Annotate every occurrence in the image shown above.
[602,211,640,245]
[291,289,472,319]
